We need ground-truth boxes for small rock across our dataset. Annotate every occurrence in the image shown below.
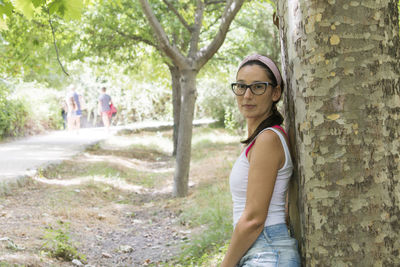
[119,245,134,253]
[74,189,81,193]
[102,252,112,258]
[97,214,106,220]
[72,259,83,266]
[179,230,191,235]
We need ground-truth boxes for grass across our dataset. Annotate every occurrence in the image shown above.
[41,221,86,262]
[175,181,233,266]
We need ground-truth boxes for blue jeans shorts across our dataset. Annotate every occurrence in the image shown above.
[238,223,300,267]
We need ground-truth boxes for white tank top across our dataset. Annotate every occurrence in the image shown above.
[229,127,293,228]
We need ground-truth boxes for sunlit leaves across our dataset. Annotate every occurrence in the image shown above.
[2,0,84,21]
[32,0,46,8]
[0,1,13,17]
[14,0,35,19]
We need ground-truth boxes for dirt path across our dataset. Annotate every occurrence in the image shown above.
[0,131,193,266]
[0,128,240,267]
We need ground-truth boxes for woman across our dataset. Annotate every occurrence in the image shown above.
[221,54,300,267]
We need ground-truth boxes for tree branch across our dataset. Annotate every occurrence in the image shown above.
[162,0,193,33]
[196,0,245,68]
[138,0,187,69]
[205,0,226,5]
[188,0,204,57]
[114,29,156,48]
[200,14,222,35]
[47,9,69,76]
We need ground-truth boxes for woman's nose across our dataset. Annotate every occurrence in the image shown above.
[243,87,253,98]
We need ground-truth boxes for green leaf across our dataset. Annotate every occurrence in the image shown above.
[0,1,13,17]
[64,0,84,20]
[48,0,62,15]
[14,0,35,19]
[31,0,45,8]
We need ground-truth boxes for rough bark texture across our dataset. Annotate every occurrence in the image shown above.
[173,69,197,197]
[169,65,182,156]
[278,0,400,265]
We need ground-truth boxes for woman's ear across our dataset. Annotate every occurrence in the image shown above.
[272,85,282,102]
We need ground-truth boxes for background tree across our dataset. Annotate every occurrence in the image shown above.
[138,0,246,197]
[78,0,186,156]
[277,0,400,265]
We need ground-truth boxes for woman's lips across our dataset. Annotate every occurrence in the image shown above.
[242,104,256,109]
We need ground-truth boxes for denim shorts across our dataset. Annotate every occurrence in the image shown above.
[238,223,300,267]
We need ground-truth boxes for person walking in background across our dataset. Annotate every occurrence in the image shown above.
[66,86,82,133]
[221,54,300,266]
[60,98,68,130]
[98,87,112,131]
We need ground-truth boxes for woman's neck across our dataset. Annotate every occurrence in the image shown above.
[246,112,272,137]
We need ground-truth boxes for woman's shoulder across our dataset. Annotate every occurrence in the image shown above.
[255,129,281,147]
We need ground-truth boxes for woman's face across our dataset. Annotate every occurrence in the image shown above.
[235,64,281,122]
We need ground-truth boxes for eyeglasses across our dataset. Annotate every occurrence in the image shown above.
[231,82,272,96]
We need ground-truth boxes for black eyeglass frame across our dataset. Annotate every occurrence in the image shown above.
[231,82,273,96]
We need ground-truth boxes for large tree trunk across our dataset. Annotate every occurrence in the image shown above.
[173,69,197,197]
[169,65,182,157]
[278,0,400,265]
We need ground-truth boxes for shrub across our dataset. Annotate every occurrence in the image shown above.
[0,87,29,139]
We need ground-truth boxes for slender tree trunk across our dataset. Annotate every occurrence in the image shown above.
[173,69,197,197]
[278,0,400,265]
[169,65,182,156]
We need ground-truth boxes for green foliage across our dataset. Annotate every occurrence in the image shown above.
[0,8,79,86]
[196,72,244,132]
[0,86,29,139]
[41,220,86,262]
[210,1,280,66]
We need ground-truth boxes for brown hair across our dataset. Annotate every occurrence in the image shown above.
[238,59,284,145]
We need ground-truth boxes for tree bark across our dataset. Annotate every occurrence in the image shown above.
[169,65,182,156]
[278,0,400,265]
[173,69,197,197]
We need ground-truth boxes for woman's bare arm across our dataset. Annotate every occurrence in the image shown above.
[221,130,284,267]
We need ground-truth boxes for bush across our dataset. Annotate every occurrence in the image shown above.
[197,77,245,134]
[0,87,29,139]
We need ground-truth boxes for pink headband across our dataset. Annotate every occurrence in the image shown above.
[238,54,282,87]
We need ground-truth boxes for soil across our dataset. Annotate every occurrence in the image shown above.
[0,129,239,267]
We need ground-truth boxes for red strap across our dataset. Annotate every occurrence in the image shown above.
[245,141,255,158]
[272,125,288,137]
[245,125,287,158]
